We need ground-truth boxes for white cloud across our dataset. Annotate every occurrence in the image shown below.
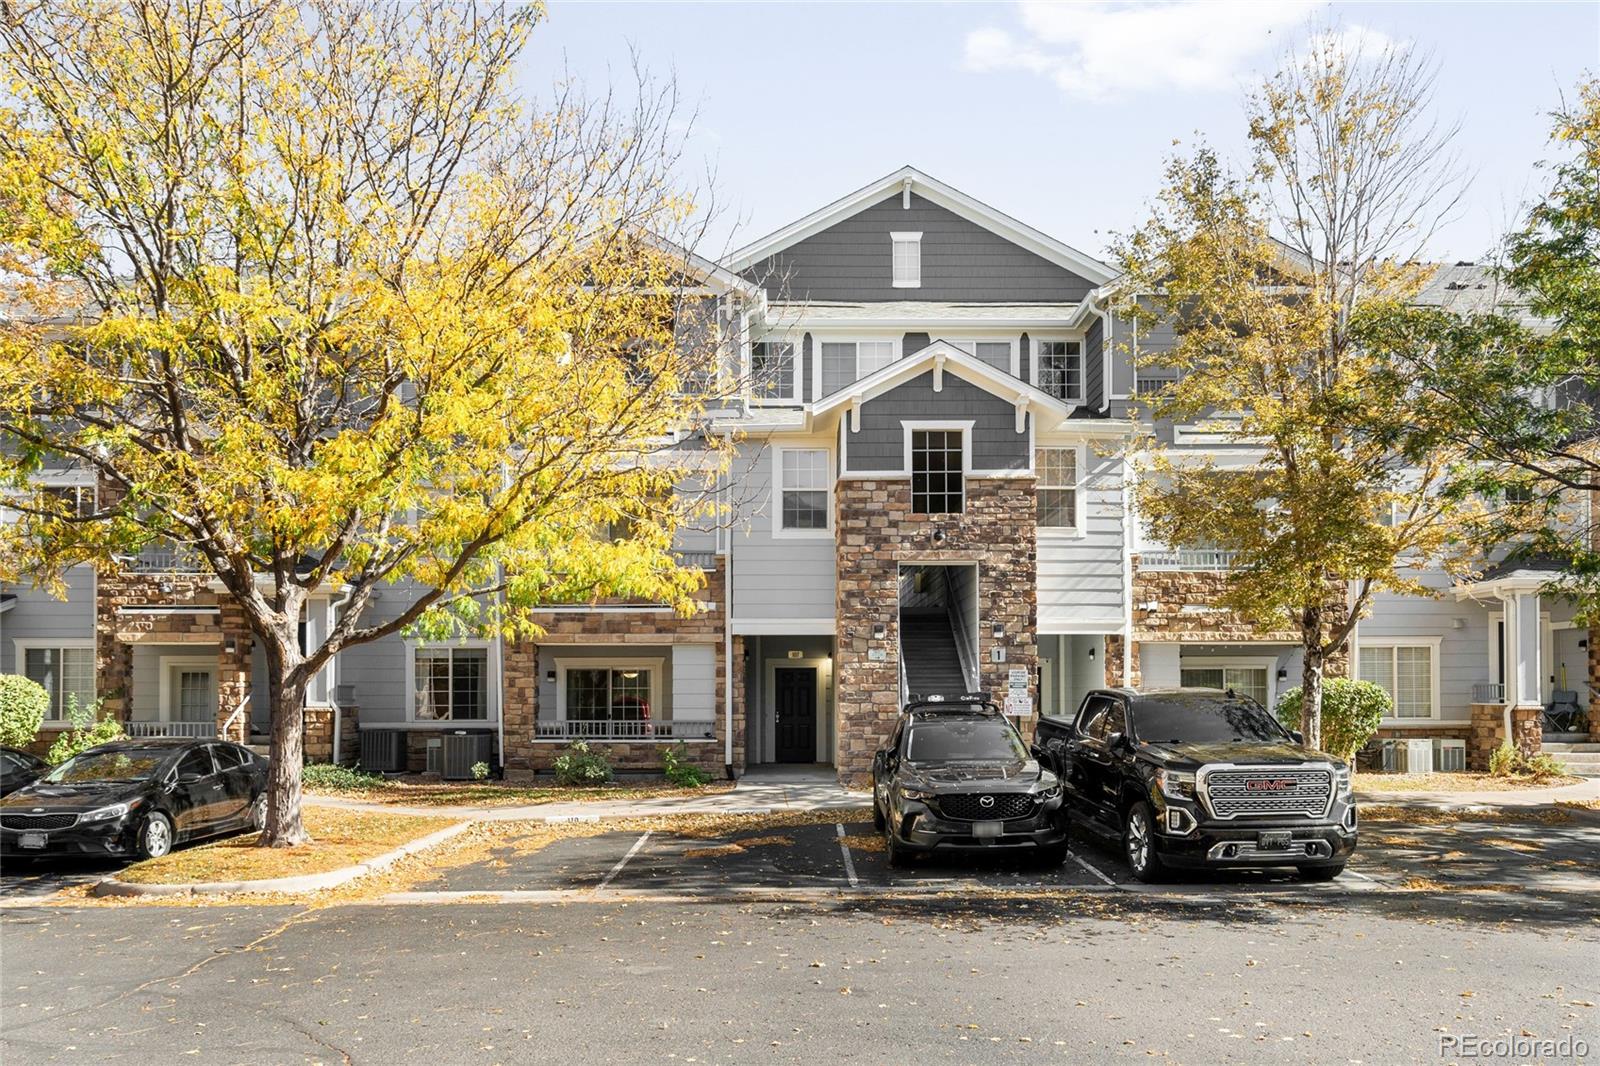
[963,1,1339,100]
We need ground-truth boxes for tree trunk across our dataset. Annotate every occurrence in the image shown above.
[258,629,311,848]
[1299,603,1325,752]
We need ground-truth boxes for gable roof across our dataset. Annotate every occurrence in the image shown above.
[806,339,1128,437]
[725,166,1117,286]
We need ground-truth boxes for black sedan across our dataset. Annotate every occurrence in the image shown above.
[0,747,47,797]
[872,695,1068,867]
[0,738,268,862]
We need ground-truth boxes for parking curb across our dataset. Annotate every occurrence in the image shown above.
[89,820,474,898]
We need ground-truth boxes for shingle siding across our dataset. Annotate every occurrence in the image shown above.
[843,372,1028,474]
[743,193,1095,303]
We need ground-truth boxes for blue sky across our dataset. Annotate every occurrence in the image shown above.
[518,1,1598,265]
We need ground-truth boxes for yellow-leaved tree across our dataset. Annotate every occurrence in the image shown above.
[1114,34,1513,750]
[0,0,733,845]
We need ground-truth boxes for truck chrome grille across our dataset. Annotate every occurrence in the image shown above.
[936,793,1037,821]
[1201,768,1332,819]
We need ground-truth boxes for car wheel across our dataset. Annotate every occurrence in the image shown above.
[137,812,174,860]
[1297,863,1344,882]
[885,824,914,869]
[249,793,267,832]
[1123,801,1165,883]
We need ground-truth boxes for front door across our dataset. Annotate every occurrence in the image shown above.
[773,667,817,763]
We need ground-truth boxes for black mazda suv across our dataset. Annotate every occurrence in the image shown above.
[872,695,1068,867]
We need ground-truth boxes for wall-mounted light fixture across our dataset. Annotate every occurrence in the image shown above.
[223,638,237,655]
[1088,645,1097,661]
[1276,668,1288,681]
[871,622,886,641]
[991,622,1005,639]
[931,528,947,544]
[545,670,556,683]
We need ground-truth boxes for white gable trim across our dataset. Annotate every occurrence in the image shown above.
[726,166,1116,285]
[807,340,1074,426]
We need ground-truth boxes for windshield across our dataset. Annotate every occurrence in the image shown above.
[1131,697,1292,744]
[41,750,167,785]
[906,719,1027,763]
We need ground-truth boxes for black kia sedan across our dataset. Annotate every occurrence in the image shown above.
[872,695,1068,867]
[0,747,47,797]
[0,738,268,862]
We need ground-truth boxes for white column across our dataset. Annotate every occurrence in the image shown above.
[1505,591,1543,708]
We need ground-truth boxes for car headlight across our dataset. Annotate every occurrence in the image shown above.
[1036,777,1062,799]
[80,800,138,824]
[1154,768,1196,800]
[900,786,935,802]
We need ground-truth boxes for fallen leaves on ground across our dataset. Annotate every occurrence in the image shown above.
[685,835,794,859]
[839,834,886,853]
[1357,772,1580,793]
[309,776,737,808]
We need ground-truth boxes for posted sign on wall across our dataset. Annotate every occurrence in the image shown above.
[1003,667,1031,717]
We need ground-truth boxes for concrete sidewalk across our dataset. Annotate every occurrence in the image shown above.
[1354,775,1600,809]
[306,764,869,823]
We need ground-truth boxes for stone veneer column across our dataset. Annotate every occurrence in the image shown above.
[1590,625,1600,742]
[500,639,539,781]
[834,478,1038,787]
[215,601,253,743]
[731,636,748,775]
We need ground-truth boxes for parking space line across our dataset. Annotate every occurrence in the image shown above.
[595,831,651,892]
[1067,847,1116,886]
[835,823,859,888]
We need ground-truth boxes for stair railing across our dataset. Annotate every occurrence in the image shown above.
[218,694,249,743]
[942,568,980,694]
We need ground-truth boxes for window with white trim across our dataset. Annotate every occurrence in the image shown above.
[412,646,489,720]
[1179,665,1270,707]
[891,232,921,288]
[777,448,831,532]
[820,340,897,391]
[1036,447,1079,531]
[910,429,964,514]
[564,665,654,725]
[21,645,95,721]
[1035,340,1083,401]
[952,339,1013,373]
[751,340,797,401]
[1359,644,1434,718]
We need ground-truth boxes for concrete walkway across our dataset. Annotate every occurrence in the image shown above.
[306,764,868,823]
[1354,775,1600,809]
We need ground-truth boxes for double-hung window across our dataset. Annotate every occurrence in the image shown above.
[1358,644,1435,719]
[910,430,964,514]
[1035,340,1083,402]
[413,646,489,720]
[1036,447,1080,532]
[20,644,95,721]
[891,232,921,288]
[954,339,1013,374]
[820,340,897,393]
[751,340,797,402]
[777,448,831,533]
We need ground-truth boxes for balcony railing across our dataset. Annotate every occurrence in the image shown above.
[535,718,716,742]
[125,543,208,574]
[673,550,719,571]
[1471,682,1506,705]
[1139,549,1239,571]
[127,720,215,738]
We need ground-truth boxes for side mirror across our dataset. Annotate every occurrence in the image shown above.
[1291,731,1305,745]
[1106,731,1128,752]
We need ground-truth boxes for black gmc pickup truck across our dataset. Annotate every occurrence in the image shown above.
[1034,687,1357,882]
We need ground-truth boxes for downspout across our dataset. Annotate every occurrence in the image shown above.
[329,584,355,765]
[722,470,735,778]
[1497,590,1515,746]
[495,561,507,775]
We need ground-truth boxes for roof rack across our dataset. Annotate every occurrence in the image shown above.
[903,692,1000,715]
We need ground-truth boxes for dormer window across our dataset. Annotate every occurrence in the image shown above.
[891,232,921,288]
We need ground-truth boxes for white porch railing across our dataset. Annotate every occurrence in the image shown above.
[127,720,214,738]
[673,550,719,571]
[536,719,716,741]
[1139,549,1239,571]
[1471,682,1506,705]
[125,542,208,574]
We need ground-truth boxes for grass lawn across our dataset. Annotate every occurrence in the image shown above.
[1355,771,1581,792]
[116,806,458,885]
[306,774,737,808]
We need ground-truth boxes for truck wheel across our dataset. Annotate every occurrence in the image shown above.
[1122,801,1166,883]
[1297,863,1344,882]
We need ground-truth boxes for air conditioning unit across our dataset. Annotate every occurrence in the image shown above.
[1377,740,1400,772]
[359,729,406,774]
[425,737,443,775]
[1434,738,1467,773]
[442,731,494,781]
[1396,738,1434,774]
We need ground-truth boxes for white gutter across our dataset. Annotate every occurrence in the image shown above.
[722,470,735,778]
[328,584,356,765]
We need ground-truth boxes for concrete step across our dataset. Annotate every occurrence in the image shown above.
[1542,743,1600,753]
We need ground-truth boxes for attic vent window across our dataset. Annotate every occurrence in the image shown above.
[891,231,922,289]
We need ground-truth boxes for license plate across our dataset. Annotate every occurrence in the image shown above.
[973,820,1003,839]
[18,832,46,850]
[1257,830,1293,851]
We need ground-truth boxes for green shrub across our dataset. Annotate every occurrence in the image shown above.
[470,760,491,781]
[661,741,711,787]
[552,740,612,787]
[0,674,49,749]
[302,762,389,791]
[46,696,126,764]
[1488,741,1569,780]
[1274,677,1390,764]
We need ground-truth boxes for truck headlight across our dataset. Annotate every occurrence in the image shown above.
[1335,767,1352,795]
[80,800,137,824]
[1155,768,1196,800]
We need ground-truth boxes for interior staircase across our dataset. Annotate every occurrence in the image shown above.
[900,611,970,697]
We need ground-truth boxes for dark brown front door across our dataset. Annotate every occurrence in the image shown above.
[774,667,817,763]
